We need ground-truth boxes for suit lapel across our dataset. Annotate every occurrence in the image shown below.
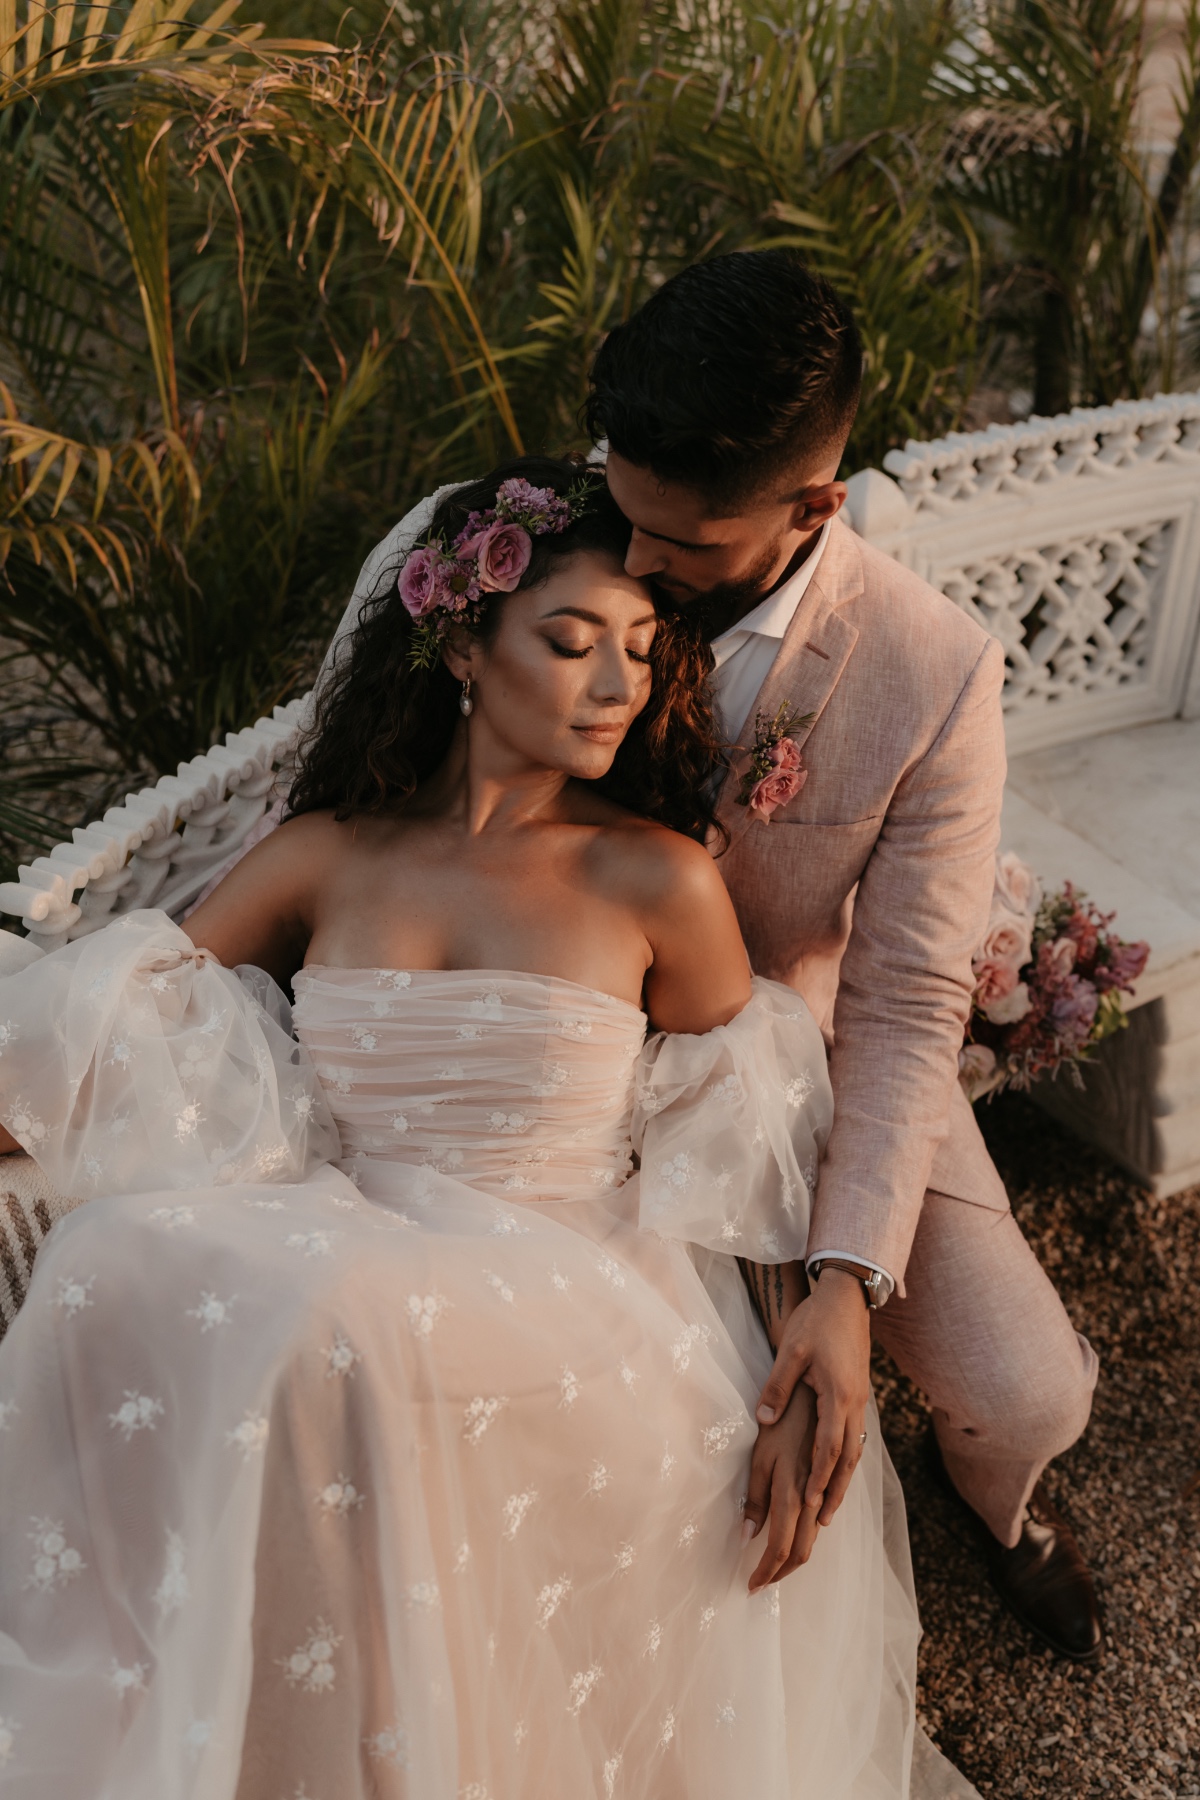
[714,518,863,848]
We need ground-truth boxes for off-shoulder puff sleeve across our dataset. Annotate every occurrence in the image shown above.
[630,977,832,1262]
[0,909,340,1199]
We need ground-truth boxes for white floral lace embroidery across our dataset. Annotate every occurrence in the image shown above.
[670,1322,711,1374]
[380,970,413,990]
[321,1331,361,1379]
[285,1228,339,1258]
[54,1274,94,1317]
[613,1542,636,1573]
[619,1359,638,1393]
[658,1152,694,1191]
[281,1620,341,1693]
[453,1541,471,1575]
[471,990,506,1020]
[183,1719,214,1757]
[501,1489,537,1540]
[701,1417,742,1457]
[707,1074,745,1104]
[514,1719,528,1746]
[584,1461,610,1497]
[530,1061,570,1097]
[719,1220,739,1243]
[8,1100,48,1146]
[406,1580,441,1610]
[604,1754,622,1797]
[315,1475,365,1518]
[365,1721,411,1769]
[186,1291,234,1331]
[483,1269,515,1304]
[763,1585,781,1620]
[106,1037,135,1070]
[550,1264,571,1294]
[149,1205,196,1229]
[154,1530,189,1616]
[463,1396,509,1446]
[351,1026,377,1052]
[659,1443,676,1480]
[535,1574,572,1628]
[677,1517,698,1550]
[173,1101,203,1142]
[784,1070,815,1108]
[487,1110,528,1134]
[595,1254,625,1288]
[109,1659,148,1696]
[566,1665,603,1715]
[643,1619,663,1660]
[109,1391,163,1441]
[460,1785,491,1799]
[698,1604,717,1633]
[556,1017,593,1039]
[758,1228,781,1259]
[716,1700,737,1730]
[27,1518,85,1592]
[657,1709,676,1749]
[558,1366,580,1410]
[405,1292,449,1337]
[489,1207,531,1237]
[226,1412,269,1459]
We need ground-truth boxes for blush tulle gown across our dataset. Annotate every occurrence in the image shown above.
[0,911,978,1799]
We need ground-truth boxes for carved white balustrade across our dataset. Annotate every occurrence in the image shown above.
[0,699,307,951]
[847,394,1200,1198]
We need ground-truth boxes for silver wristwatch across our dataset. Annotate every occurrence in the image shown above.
[809,1257,892,1311]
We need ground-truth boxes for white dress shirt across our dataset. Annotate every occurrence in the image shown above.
[708,518,895,1300]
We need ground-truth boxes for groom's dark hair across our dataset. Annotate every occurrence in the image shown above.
[585,251,861,504]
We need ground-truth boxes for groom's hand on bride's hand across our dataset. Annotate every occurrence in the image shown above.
[742,1379,820,1591]
[755,1270,871,1528]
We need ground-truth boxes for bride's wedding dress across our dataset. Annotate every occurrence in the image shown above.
[0,911,975,1799]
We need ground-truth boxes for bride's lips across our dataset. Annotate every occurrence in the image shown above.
[572,722,626,744]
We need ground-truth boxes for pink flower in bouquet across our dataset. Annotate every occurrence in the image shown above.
[1039,936,1076,982]
[972,912,1031,1007]
[983,981,1033,1026]
[993,852,1040,920]
[398,545,443,619]
[747,739,807,822]
[457,522,532,592]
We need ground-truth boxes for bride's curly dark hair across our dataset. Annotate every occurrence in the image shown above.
[287,456,729,845]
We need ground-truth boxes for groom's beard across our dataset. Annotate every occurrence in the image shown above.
[649,534,790,641]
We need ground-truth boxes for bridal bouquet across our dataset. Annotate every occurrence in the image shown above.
[959,852,1150,1102]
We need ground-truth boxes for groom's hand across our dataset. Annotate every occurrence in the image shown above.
[755,1269,871,1526]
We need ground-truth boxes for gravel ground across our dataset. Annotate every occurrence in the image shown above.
[873,1092,1200,1800]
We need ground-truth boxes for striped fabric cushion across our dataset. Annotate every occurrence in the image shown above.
[0,1156,81,1340]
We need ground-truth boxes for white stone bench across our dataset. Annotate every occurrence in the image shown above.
[846,394,1200,1196]
[3,394,1200,1201]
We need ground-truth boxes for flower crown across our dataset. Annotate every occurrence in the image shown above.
[398,476,592,669]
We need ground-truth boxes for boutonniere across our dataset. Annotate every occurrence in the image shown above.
[736,702,813,823]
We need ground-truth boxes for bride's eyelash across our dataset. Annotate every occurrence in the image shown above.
[547,642,652,665]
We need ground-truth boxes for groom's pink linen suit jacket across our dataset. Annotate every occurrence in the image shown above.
[713,514,1009,1290]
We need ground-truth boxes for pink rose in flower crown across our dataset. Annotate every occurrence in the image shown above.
[398,545,443,620]
[747,737,807,822]
[457,522,532,593]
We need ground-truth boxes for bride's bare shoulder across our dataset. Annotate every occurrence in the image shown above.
[584,805,729,915]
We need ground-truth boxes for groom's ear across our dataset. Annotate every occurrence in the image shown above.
[787,479,848,534]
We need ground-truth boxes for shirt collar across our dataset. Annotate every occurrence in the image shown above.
[711,519,832,655]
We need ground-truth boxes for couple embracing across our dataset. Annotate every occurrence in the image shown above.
[0,251,1099,1798]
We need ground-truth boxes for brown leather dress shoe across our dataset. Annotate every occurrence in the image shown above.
[924,1427,1104,1665]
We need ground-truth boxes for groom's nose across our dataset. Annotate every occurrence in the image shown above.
[624,528,669,581]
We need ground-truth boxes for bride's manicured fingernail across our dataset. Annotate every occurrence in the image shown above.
[756,1405,777,1425]
[740,1519,757,1547]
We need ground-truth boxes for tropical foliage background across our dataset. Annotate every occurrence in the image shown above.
[2,0,1200,877]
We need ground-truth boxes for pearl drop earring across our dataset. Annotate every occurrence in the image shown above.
[459,677,473,717]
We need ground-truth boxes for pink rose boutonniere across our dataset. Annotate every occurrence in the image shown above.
[736,703,814,823]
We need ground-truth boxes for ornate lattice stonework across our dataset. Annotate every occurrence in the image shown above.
[848,394,1200,754]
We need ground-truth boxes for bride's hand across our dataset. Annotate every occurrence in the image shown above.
[741,1378,820,1592]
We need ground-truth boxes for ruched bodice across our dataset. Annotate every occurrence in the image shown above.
[292,966,647,1201]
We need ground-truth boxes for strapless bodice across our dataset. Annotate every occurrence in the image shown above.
[291,965,648,1200]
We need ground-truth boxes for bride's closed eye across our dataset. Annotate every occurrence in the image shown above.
[546,639,652,665]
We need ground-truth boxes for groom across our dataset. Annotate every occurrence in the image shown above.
[587,250,1103,1663]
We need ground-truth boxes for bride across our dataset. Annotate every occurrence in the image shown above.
[0,458,972,1799]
